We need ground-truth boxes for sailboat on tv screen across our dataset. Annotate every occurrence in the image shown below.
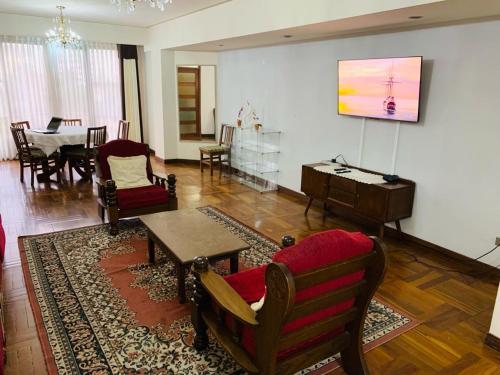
[382,64,399,115]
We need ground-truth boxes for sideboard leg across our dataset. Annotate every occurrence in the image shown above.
[305,197,313,215]
[395,220,402,239]
[378,224,385,239]
[396,220,402,232]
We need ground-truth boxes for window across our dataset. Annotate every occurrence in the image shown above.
[0,36,122,160]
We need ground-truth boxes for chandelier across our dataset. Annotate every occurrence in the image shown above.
[111,0,173,12]
[45,6,81,47]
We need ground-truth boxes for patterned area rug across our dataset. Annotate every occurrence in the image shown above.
[20,206,418,375]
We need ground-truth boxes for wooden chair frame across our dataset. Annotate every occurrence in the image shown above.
[95,143,178,235]
[117,120,130,140]
[11,121,30,130]
[10,126,60,186]
[191,235,388,375]
[200,124,234,177]
[67,126,107,183]
[62,119,82,126]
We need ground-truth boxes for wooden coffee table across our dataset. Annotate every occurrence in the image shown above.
[139,209,250,303]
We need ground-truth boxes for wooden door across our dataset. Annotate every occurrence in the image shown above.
[178,67,201,140]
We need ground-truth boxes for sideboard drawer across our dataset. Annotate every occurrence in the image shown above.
[328,187,356,207]
[329,175,357,193]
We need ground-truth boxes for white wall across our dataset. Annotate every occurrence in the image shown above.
[217,20,500,264]
[144,49,166,157]
[150,51,218,160]
[0,13,147,45]
[201,66,216,135]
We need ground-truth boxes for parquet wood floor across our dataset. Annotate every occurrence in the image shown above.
[1,159,500,374]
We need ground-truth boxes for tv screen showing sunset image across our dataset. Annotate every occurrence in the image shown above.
[338,56,422,122]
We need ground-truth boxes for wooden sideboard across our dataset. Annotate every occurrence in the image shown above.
[301,163,415,238]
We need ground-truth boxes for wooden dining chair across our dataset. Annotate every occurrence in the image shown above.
[63,119,82,127]
[67,126,107,183]
[10,121,37,147]
[11,121,30,130]
[117,120,130,140]
[10,126,60,186]
[199,124,235,177]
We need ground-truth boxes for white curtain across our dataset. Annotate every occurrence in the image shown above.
[0,37,122,160]
[123,59,141,142]
[0,36,52,160]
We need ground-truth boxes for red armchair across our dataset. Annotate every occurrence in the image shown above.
[191,229,387,375]
[95,140,178,235]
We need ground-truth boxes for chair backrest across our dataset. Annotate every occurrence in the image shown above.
[219,124,234,147]
[63,119,82,126]
[10,126,32,157]
[95,139,153,181]
[86,126,107,153]
[254,230,387,373]
[11,121,30,130]
[117,120,130,140]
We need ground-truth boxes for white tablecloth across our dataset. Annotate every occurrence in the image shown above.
[314,163,386,185]
[25,127,88,156]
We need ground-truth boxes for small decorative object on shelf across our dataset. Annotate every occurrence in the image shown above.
[236,100,261,129]
[236,101,250,128]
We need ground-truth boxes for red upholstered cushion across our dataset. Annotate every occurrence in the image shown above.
[0,215,5,263]
[273,230,372,333]
[224,265,267,303]
[224,229,373,360]
[116,185,169,210]
[97,140,152,181]
[272,230,373,274]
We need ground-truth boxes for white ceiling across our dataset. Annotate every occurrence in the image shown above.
[0,0,231,27]
[179,0,500,51]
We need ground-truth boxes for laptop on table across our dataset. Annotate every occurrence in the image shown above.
[32,117,63,134]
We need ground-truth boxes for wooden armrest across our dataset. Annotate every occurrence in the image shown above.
[96,177,109,186]
[200,269,258,327]
[152,171,167,180]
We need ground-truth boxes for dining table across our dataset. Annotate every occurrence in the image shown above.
[25,126,88,183]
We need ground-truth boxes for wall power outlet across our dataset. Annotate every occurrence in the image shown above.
[496,237,500,246]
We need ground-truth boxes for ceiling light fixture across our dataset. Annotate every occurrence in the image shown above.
[45,6,81,48]
[111,0,173,12]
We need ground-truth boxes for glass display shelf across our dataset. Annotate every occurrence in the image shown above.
[231,126,281,192]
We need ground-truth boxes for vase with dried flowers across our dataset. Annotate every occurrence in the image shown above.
[237,105,243,127]
[252,113,262,131]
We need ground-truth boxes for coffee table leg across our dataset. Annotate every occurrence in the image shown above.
[177,263,186,304]
[230,255,239,274]
[148,237,155,264]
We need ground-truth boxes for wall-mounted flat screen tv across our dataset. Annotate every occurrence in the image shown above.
[338,56,422,122]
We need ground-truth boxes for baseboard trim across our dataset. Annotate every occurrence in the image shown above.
[277,184,500,278]
[149,149,166,164]
[485,333,500,352]
[164,159,199,165]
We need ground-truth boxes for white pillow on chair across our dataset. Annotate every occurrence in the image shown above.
[107,155,152,189]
